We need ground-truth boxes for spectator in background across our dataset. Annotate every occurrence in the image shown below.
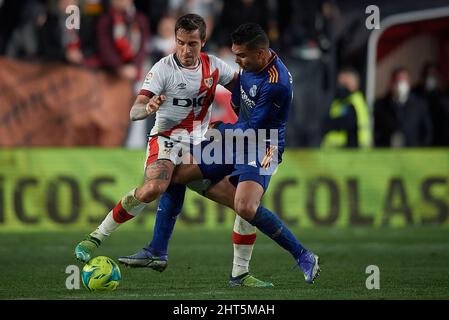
[5,0,103,66]
[4,0,46,60]
[434,89,449,146]
[77,0,105,64]
[96,0,149,82]
[374,67,433,147]
[321,67,372,148]
[0,0,38,54]
[168,0,218,41]
[150,15,176,62]
[277,0,331,60]
[37,0,88,65]
[213,0,270,49]
[134,0,169,35]
[413,62,444,98]
[413,62,449,146]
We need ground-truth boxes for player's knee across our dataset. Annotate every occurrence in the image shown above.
[136,183,166,203]
[234,198,258,221]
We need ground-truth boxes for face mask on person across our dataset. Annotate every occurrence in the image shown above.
[335,85,351,99]
[425,76,437,92]
[396,80,410,104]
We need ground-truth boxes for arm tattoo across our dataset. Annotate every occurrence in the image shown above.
[130,103,149,121]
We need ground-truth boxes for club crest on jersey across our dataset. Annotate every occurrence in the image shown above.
[249,85,257,97]
[144,72,153,84]
[204,77,213,89]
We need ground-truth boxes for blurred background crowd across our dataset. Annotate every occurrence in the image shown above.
[1,0,449,148]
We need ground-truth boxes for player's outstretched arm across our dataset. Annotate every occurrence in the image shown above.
[129,94,166,121]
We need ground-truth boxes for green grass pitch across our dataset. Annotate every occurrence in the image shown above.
[0,227,448,300]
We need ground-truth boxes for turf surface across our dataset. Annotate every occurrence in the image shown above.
[0,227,448,300]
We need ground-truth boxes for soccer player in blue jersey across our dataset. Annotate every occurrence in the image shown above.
[120,23,321,285]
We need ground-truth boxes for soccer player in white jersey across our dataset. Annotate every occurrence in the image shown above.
[75,14,270,287]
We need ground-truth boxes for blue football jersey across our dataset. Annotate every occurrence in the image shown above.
[227,51,293,161]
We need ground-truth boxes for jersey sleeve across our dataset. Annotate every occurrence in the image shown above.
[226,83,290,131]
[139,61,166,96]
[213,56,237,87]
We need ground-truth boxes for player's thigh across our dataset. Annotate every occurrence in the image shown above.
[144,159,175,183]
[142,135,178,185]
[234,180,264,219]
[171,153,204,184]
[137,136,186,203]
[204,176,236,209]
[137,160,175,201]
[144,135,180,171]
[172,152,234,186]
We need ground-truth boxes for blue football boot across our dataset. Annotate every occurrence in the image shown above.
[118,248,168,272]
[297,250,321,284]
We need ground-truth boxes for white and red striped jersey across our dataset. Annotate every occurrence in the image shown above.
[139,53,235,143]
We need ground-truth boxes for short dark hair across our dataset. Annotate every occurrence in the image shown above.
[175,14,206,41]
[231,23,269,50]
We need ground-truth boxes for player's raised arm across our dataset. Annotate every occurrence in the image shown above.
[129,94,166,121]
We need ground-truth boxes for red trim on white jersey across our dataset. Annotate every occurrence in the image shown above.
[160,53,219,137]
[139,89,155,98]
[195,53,219,125]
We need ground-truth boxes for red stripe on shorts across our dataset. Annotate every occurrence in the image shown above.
[145,137,159,166]
[233,232,257,245]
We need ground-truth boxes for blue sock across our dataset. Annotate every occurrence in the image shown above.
[147,183,186,256]
[249,206,306,260]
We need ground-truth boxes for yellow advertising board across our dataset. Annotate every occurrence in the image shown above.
[0,149,448,230]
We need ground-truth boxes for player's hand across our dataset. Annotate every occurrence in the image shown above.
[261,146,278,169]
[146,95,166,115]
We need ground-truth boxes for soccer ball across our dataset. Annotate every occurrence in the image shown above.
[81,256,121,291]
